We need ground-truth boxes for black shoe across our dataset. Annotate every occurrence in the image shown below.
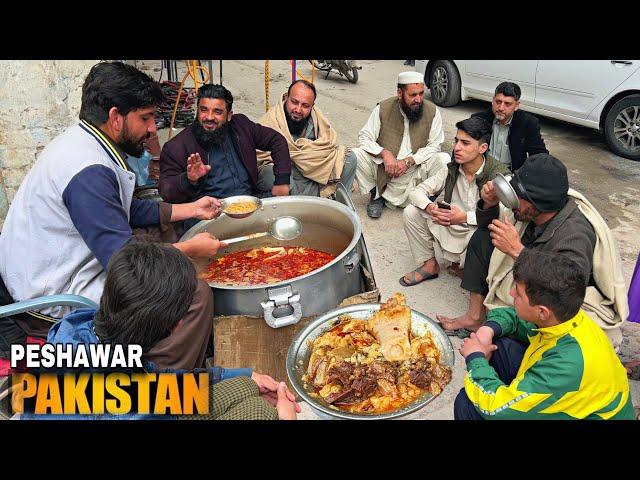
[366,197,384,218]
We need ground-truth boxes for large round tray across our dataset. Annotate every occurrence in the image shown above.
[286,303,455,420]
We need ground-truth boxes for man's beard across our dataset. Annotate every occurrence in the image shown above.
[284,108,309,136]
[119,122,147,157]
[514,207,540,223]
[401,101,424,123]
[193,120,230,150]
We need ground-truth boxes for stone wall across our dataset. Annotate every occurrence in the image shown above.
[0,60,98,228]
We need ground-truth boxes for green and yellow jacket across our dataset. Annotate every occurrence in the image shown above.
[464,308,635,420]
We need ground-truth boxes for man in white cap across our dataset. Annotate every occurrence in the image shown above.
[352,71,450,218]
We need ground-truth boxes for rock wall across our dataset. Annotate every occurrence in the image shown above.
[0,60,97,228]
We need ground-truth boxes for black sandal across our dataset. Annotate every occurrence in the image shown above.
[399,266,439,286]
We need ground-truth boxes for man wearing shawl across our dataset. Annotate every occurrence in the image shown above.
[257,80,357,198]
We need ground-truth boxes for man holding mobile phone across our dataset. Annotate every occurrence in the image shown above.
[400,117,509,286]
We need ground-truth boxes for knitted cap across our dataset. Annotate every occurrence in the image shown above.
[511,153,569,212]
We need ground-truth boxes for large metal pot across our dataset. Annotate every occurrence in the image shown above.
[286,303,455,420]
[180,196,364,328]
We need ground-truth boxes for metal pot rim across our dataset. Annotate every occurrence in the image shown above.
[286,303,456,420]
[181,196,363,290]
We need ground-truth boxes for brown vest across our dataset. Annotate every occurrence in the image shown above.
[376,96,436,156]
[443,153,510,204]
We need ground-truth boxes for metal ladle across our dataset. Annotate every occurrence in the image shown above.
[222,216,303,245]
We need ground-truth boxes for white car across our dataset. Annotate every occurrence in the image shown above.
[415,60,640,161]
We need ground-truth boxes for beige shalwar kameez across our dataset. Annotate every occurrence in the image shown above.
[353,104,450,208]
[403,161,485,267]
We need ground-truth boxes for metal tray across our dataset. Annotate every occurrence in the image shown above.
[286,303,455,420]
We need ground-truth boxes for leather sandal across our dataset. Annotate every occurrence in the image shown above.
[366,197,384,218]
[399,266,439,286]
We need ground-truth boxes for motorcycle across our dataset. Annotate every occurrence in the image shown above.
[311,60,361,84]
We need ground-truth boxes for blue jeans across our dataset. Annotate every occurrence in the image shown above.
[339,150,357,196]
[454,337,527,420]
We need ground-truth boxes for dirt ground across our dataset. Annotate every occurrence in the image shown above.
[148,60,640,420]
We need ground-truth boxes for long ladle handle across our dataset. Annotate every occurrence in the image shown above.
[222,231,269,245]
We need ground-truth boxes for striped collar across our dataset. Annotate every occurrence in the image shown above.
[79,120,130,171]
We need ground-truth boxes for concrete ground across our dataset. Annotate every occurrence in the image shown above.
[147,60,640,420]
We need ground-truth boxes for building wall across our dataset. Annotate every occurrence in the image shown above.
[0,60,97,228]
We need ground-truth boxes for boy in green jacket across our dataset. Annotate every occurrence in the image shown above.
[455,249,635,420]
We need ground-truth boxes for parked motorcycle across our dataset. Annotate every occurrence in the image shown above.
[311,60,361,84]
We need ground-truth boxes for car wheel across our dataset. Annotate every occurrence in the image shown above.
[429,60,461,107]
[604,94,640,161]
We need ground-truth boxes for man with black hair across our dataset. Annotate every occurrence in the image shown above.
[454,249,634,420]
[159,84,292,229]
[353,72,450,218]
[0,62,224,362]
[256,79,358,198]
[472,81,548,171]
[401,117,509,286]
[45,241,300,420]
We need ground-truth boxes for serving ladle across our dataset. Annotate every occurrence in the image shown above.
[222,216,303,245]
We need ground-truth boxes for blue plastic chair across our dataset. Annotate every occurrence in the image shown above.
[0,294,98,419]
[0,294,98,319]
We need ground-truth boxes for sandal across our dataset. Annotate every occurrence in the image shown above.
[399,266,439,286]
[435,317,472,338]
[443,328,472,339]
[366,198,384,218]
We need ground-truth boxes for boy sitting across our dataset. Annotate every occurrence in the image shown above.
[455,249,635,420]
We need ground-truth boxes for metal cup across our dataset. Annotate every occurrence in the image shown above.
[493,173,520,209]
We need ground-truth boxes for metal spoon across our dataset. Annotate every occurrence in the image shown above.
[222,216,303,245]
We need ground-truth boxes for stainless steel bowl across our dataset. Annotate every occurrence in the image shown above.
[493,173,520,209]
[220,195,263,219]
[286,303,455,420]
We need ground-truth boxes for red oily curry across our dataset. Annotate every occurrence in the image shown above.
[201,246,336,286]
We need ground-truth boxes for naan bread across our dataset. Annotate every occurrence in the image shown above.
[368,293,411,361]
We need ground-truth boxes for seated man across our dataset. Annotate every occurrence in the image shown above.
[0,62,223,367]
[437,153,627,350]
[44,241,300,420]
[159,84,292,229]
[257,79,357,197]
[353,71,450,218]
[455,249,635,420]
[401,117,509,286]
[472,81,548,171]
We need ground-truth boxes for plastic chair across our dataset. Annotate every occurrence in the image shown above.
[0,294,98,419]
[0,294,98,319]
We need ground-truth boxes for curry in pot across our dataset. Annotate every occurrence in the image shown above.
[201,246,335,286]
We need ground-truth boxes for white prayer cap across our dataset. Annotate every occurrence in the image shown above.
[397,71,424,85]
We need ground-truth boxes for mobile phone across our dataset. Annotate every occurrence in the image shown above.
[436,201,451,210]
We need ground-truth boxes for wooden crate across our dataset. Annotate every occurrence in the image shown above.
[213,274,378,386]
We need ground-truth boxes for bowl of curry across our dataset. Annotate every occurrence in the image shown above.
[220,195,262,219]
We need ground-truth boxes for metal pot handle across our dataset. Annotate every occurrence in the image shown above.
[343,250,360,273]
[261,285,303,328]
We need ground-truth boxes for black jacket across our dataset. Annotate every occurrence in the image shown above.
[159,114,292,203]
[476,198,596,282]
[472,108,548,171]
